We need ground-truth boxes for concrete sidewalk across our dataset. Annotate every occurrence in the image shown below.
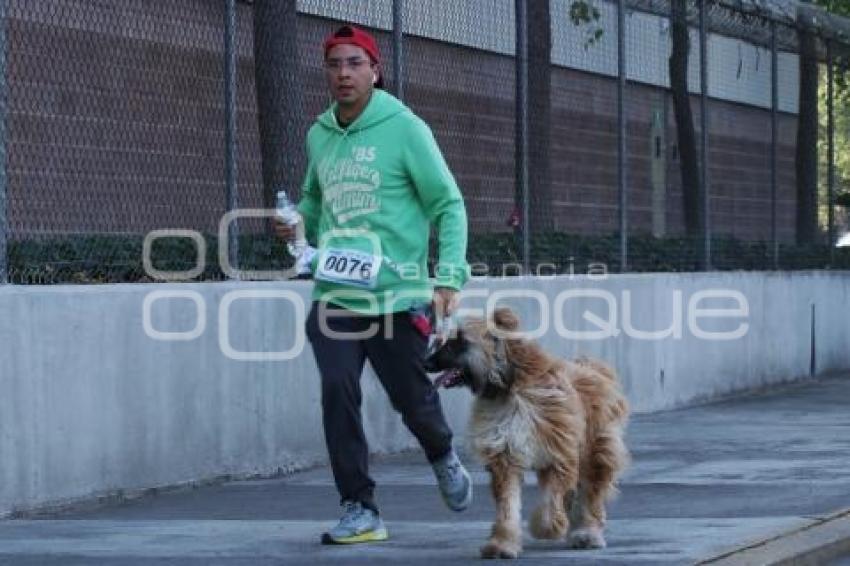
[2,373,850,565]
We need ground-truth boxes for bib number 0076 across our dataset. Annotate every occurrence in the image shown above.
[324,254,371,280]
[315,248,381,289]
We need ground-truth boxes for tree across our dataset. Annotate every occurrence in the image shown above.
[568,0,850,244]
[795,11,820,244]
[252,0,305,211]
[825,86,850,212]
[570,0,702,236]
[668,0,701,237]
[795,0,850,243]
[813,0,850,231]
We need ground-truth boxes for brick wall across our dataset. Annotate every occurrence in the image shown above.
[5,2,798,244]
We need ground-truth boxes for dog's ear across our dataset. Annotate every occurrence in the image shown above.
[492,307,519,332]
[486,336,514,392]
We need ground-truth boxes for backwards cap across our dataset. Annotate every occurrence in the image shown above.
[323,25,381,64]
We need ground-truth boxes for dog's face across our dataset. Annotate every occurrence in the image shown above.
[424,308,520,397]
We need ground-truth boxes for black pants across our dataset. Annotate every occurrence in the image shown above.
[305,302,453,514]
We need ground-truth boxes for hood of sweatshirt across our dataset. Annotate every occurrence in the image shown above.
[316,89,408,134]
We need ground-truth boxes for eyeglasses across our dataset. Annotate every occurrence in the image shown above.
[323,57,371,71]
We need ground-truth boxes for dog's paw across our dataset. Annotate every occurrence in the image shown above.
[529,506,567,540]
[567,527,606,549]
[480,539,521,559]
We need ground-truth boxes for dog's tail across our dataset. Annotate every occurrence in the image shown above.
[573,355,617,383]
[572,355,629,423]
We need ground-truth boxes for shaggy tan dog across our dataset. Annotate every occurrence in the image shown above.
[424,308,630,559]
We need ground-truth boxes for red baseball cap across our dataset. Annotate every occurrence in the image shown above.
[323,25,381,65]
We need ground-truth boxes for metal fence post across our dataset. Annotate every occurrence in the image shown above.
[699,0,711,270]
[393,0,404,100]
[515,0,529,273]
[225,0,239,276]
[617,0,628,272]
[0,1,7,284]
[771,20,779,269]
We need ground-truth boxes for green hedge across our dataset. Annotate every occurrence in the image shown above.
[7,233,293,284]
[6,231,850,284]
[467,232,850,275]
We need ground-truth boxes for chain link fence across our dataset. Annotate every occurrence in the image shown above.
[0,0,848,284]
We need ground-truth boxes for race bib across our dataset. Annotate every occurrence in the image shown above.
[315,248,382,289]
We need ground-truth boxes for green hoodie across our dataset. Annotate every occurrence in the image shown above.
[297,89,469,315]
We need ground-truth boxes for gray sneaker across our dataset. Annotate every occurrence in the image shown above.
[320,501,389,545]
[432,450,473,512]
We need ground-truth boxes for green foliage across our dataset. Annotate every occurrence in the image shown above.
[7,233,294,284]
[466,232,849,275]
[817,48,850,232]
[814,0,850,99]
[813,0,850,18]
[568,0,604,49]
[8,232,849,284]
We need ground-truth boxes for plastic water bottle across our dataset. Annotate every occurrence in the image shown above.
[276,190,304,257]
[275,190,297,222]
[275,190,314,276]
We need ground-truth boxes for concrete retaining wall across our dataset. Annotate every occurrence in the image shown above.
[1,271,848,517]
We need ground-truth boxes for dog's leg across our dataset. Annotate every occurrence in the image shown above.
[567,481,606,548]
[529,466,571,540]
[480,457,523,559]
[567,429,627,549]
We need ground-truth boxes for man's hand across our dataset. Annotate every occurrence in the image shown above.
[274,219,296,241]
[432,287,459,321]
